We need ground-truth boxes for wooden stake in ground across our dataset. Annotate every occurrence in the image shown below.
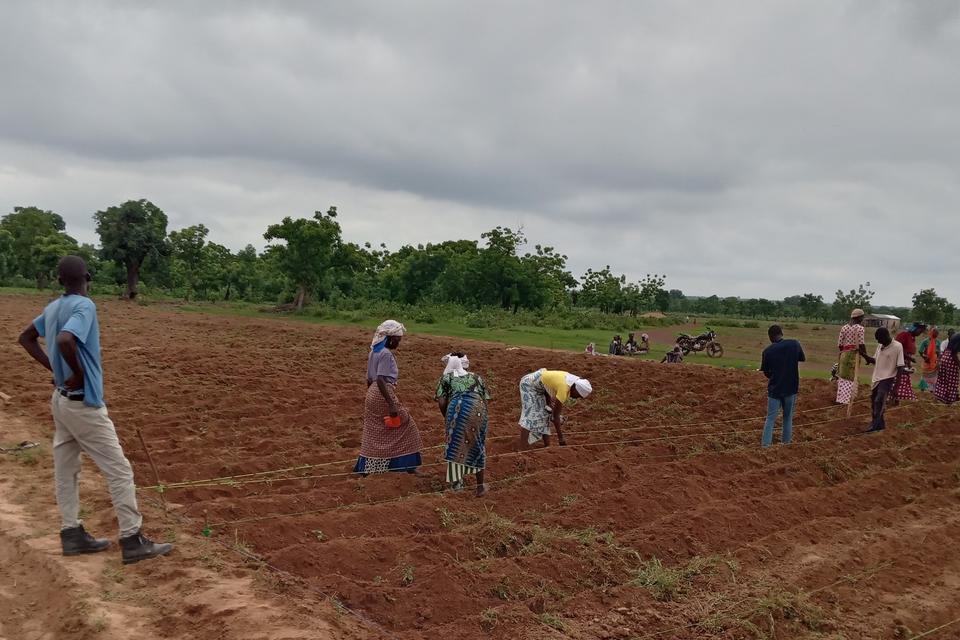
[847,354,861,418]
[136,429,167,514]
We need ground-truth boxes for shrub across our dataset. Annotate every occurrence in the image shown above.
[633,555,725,601]
[412,308,436,324]
[465,310,493,328]
[707,318,743,328]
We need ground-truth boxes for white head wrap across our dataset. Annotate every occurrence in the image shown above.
[575,378,593,397]
[564,373,593,398]
[371,319,406,349]
[441,353,469,377]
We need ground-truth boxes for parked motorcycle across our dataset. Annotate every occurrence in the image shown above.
[676,329,724,358]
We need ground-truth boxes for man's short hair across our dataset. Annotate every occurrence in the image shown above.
[875,327,891,342]
[768,324,783,340]
[57,256,89,285]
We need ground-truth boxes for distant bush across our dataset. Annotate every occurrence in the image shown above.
[709,318,744,328]
[138,291,690,335]
[464,310,493,328]
[1,275,44,289]
[412,308,437,324]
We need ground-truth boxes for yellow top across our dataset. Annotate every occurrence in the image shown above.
[540,370,572,403]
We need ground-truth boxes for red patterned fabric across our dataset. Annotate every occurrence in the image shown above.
[895,331,916,356]
[838,323,865,348]
[360,383,422,459]
[934,350,959,404]
[893,369,917,400]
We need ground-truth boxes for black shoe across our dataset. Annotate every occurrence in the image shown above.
[119,530,173,565]
[864,425,885,433]
[61,525,110,556]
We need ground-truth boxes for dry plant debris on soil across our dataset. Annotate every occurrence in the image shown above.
[0,294,959,640]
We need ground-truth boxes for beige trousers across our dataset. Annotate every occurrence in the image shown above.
[50,391,142,537]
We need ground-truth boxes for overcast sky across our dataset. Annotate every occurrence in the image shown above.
[1,1,957,305]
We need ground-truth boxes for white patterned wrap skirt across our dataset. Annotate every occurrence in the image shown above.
[518,368,552,444]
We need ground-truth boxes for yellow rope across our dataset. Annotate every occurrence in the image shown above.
[909,617,960,639]
[139,399,875,491]
[199,408,960,527]
[144,410,877,491]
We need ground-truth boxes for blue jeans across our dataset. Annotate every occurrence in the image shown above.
[761,394,796,447]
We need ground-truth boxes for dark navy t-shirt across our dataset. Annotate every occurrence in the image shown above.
[760,338,806,399]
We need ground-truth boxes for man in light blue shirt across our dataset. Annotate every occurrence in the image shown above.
[34,282,104,406]
[18,256,172,564]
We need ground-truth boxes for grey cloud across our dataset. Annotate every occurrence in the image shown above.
[1,1,959,305]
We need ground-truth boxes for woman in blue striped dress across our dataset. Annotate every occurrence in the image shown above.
[435,353,491,497]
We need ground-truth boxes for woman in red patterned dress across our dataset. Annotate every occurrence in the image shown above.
[934,333,960,405]
[354,320,424,474]
[892,323,925,402]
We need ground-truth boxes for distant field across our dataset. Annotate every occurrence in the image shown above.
[2,286,876,382]
[167,301,871,382]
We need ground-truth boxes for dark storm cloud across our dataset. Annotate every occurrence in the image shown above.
[1,1,958,304]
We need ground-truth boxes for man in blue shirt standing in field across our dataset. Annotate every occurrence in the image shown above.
[759,324,806,447]
[18,256,173,564]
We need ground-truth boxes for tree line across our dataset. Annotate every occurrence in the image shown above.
[0,200,956,326]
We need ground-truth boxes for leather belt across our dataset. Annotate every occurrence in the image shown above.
[59,389,85,402]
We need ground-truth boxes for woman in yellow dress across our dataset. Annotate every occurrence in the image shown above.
[517,369,592,447]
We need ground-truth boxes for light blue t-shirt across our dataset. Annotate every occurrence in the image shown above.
[33,295,104,408]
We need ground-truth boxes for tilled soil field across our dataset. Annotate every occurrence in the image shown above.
[2,294,959,640]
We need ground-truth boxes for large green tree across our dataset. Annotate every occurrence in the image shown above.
[0,206,80,287]
[94,199,169,299]
[578,267,624,313]
[223,245,261,301]
[375,227,576,311]
[32,233,82,287]
[832,282,874,320]
[0,228,17,281]
[911,288,954,325]
[200,242,232,300]
[797,293,827,320]
[719,297,741,316]
[169,224,215,298]
[521,244,577,309]
[381,241,474,304]
[697,294,721,315]
[473,227,534,310]
[263,207,345,309]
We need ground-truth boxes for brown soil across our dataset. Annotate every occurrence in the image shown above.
[1,294,959,640]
